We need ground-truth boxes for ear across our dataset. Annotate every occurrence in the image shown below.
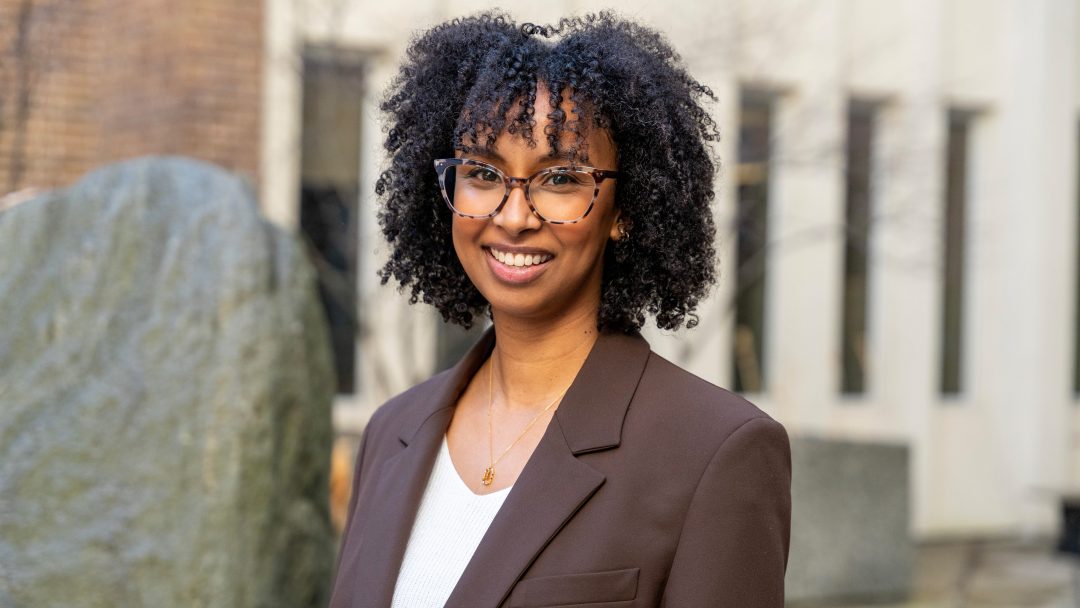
[609,210,624,241]
[610,211,631,241]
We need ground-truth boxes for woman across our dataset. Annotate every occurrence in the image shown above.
[330,12,791,608]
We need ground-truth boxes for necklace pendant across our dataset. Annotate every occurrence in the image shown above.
[482,466,495,486]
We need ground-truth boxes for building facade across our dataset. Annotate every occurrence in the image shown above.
[4,0,1078,539]
[273,0,1079,539]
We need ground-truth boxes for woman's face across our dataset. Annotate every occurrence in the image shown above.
[451,83,622,327]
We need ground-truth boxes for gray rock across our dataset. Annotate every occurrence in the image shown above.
[786,436,914,604]
[0,156,336,608]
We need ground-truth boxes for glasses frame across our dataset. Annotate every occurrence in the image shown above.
[433,157,619,224]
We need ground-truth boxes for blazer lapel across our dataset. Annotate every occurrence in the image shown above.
[346,329,497,608]
[444,330,652,608]
[351,406,451,607]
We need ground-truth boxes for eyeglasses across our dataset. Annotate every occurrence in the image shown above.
[433,158,619,224]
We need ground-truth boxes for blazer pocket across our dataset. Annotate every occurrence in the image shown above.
[506,567,640,608]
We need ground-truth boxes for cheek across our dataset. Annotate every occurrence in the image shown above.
[450,217,470,252]
[451,217,485,269]
[450,218,463,254]
[558,224,611,266]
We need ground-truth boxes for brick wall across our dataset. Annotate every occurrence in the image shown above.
[0,0,263,195]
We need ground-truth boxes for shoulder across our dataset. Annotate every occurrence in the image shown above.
[627,354,792,601]
[368,369,447,423]
[358,367,458,457]
[361,325,494,449]
[628,348,788,461]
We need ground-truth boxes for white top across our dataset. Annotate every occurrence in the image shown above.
[390,435,512,608]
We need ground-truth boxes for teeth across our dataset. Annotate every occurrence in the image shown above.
[490,248,550,267]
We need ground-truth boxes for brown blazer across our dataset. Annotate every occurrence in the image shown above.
[329,328,791,608]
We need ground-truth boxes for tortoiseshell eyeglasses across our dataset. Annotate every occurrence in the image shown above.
[433,158,619,224]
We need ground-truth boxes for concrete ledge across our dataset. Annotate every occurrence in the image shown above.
[786,435,913,604]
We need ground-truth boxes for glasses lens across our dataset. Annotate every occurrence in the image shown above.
[530,169,596,222]
[442,163,505,217]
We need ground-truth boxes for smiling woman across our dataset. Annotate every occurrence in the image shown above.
[329,11,792,608]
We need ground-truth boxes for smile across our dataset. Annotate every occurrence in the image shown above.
[484,246,554,285]
[488,247,552,268]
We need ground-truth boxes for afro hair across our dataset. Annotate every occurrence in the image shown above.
[375,10,720,333]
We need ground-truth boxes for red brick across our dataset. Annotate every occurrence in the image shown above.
[0,0,263,192]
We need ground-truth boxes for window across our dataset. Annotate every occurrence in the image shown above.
[298,50,365,394]
[733,91,773,393]
[941,110,972,396]
[1074,121,1080,397]
[841,101,876,395]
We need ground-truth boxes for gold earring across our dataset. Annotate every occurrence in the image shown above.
[616,220,630,241]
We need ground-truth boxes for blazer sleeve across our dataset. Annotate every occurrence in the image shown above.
[660,416,792,607]
[330,414,375,582]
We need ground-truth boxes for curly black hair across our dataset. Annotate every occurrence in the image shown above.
[375,10,720,333]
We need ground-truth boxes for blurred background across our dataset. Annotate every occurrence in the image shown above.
[1,0,1078,606]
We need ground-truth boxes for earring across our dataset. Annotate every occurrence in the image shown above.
[616,220,630,241]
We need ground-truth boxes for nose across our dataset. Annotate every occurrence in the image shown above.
[491,181,542,235]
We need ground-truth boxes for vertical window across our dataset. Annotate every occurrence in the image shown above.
[733,92,773,393]
[299,51,364,394]
[941,110,972,396]
[841,101,876,395]
[1074,122,1080,397]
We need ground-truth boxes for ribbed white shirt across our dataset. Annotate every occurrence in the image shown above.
[390,435,512,608]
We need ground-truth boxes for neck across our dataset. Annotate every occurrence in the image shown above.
[488,305,600,412]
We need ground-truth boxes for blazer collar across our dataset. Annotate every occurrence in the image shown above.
[395,325,496,446]
[352,325,653,608]
[396,325,652,454]
[553,328,651,454]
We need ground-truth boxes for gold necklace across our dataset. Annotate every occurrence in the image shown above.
[482,352,568,486]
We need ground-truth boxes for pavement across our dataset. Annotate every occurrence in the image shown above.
[805,537,1079,608]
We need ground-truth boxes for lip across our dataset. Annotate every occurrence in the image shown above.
[483,246,553,285]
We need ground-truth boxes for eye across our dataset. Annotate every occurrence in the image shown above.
[465,167,501,182]
[541,170,585,187]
